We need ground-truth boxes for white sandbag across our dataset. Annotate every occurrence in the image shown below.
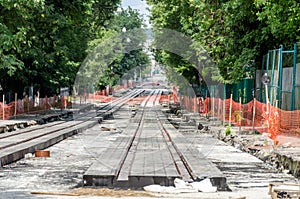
[174,178,191,189]
[144,178,217,194]
[143,184,198,194]
[173,178,198,193]
[144,178,199,194]
[190,178,217,193]
[143,184,176,193]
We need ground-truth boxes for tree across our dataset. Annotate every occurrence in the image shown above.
[255,0,300,48]
[0,0,41,92]
[85,7,149,90]
[147,0,203,89]
[147,0,300,84]
[0,0,120,96]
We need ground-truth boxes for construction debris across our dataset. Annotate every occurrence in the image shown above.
[34,150,50,157]
[100,126,117,131]
[190,178,218,193]
[269,182,300,199]
[31,191,79,196]
[143,178,217,194]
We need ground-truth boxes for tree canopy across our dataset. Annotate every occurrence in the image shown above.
[0,0,120,96]
[147,0,300,84]
[84,7,149,90]
[2,0,299,97]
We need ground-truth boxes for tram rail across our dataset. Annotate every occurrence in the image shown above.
[83,89,227,190]
[0,89,143,166]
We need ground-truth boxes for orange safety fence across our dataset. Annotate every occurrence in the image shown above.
[88,94,116,103]
[179,95,205,114]
[0,96,72,120]
[86,90,300,141]
[159,94,172,104]
[172,86,179,104]
[178,96,300,141]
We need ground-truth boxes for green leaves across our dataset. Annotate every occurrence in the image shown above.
[84,7,149,90]
[0,0,120,95]
[0,19,26,78]
[147,0,300,85]
[0,54,24,76]
[255,0,300,46]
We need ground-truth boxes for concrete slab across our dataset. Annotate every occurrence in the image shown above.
[0,120,36,133]
[0,119,98,166]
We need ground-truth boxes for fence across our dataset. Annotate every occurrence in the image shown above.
[177,92,300,141]
[0,84,133,120]
[201,43,300,112]
[207,79,254,105]
[0,96,70,120]
[256,42,300,111]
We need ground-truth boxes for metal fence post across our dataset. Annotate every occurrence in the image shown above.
[279,45,283,109]
[291,43,297,111]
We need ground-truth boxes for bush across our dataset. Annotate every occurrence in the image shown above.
[225,125,231,136]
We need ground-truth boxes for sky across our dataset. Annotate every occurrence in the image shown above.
[121,0,151,28]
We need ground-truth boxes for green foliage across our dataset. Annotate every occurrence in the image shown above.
[2,0,300,97]
[91,0,120,28]
[0,0,120,96]
[147,0,300,85]
[255,0,300,47]
[147,0,202,89]
[86,7,149,90]
[225,125,231,136]
[109,7,145,31]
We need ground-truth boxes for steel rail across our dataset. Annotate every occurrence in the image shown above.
[96,89,144,114]
[115,89,197,182]
[0,109,99,140]
[154,90,197,181]
[115,89,157,181]
[0,89,144,152]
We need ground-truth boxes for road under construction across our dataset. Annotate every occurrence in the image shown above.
[0,84,299,199]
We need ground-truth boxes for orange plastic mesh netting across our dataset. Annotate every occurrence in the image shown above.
[0,96,68,120]
[88,94,116,103]
[201,97,300,140]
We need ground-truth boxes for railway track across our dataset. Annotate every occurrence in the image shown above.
[83,89,227,190]
[1,88,297,198]
[1,88,227,190]
[0,89,144,166]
